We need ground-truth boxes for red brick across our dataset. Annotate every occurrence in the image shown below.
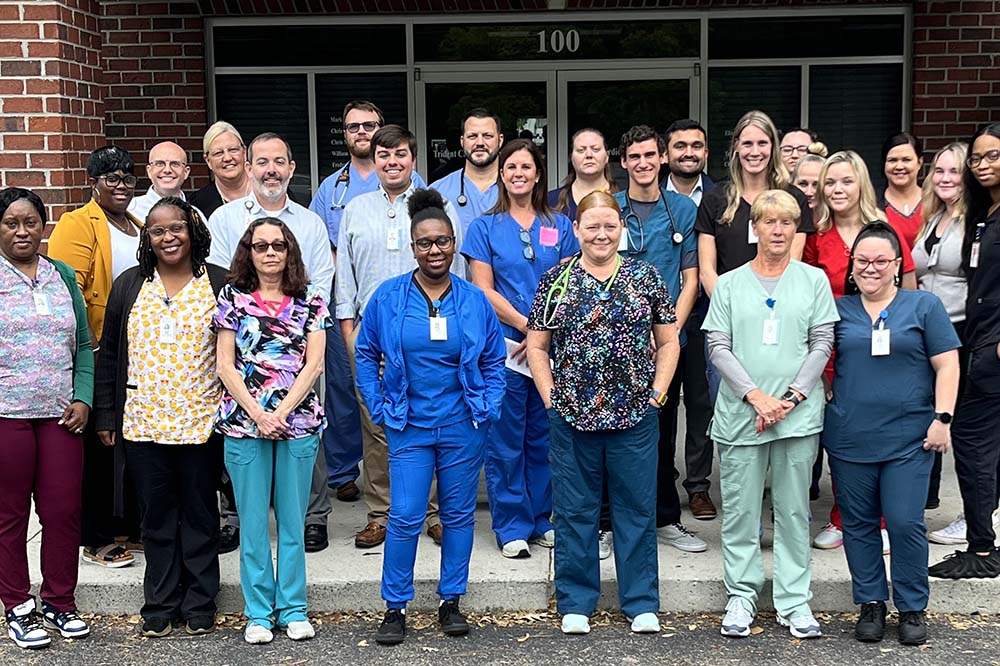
[28,153,67,169]
[948,68,980,80]
[4,171,46,188]
[915,69,947,82]
[0,153,27,169]
[949,13,981,26]
[947,40,980,53]
[925,110,958,122]
[961,54,993,66]
[946,123,979,136]
[926,82,959,94]
[27,116,63,132]
[915,41,948,55]
[926,55,961,68]
[139,31,171,43]
[0,79,24,95]
[4,134,46,151]
[961,27,995,40]
[0,22,41,39]
[959,82,991,94]
[25,79,61,95]
[2,60,42,77]
[28,41,64,58]
[2,97,44,113]
[0,42,24,58]
[928,28,961,40]
[0,4,18,19]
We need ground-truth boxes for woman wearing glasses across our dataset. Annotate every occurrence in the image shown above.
[49,145,143,569]
[213,218,331,645]
[93,198,226,638]
[462,139,579,559]
[190,121,251,219]
[824,223,959,645]
[355,190,506,645]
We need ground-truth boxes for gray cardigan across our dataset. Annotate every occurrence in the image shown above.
[912,213,967,323]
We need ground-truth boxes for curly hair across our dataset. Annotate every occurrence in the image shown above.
[408,188,452,235]
[227,217,309,298]
[137,197,212,280]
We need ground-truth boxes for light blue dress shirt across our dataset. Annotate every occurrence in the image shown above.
[430,168,499,236]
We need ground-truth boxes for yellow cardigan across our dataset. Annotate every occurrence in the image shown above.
[47,199,143,343]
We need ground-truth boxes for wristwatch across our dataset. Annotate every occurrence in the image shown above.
[934,412,953,424]
[781,390,804,407]
[651,389,669,407]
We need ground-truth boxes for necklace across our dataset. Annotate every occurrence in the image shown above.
[107,215,133,235]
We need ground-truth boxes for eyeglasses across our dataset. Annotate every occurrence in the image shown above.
[100,174,138,188]
[780,145,809,156]
[250,240,288,254]
[208,146,244,160]
[147,222,188,238]
[149,160,187,170]
[966,149,1000,169]
[412,236,455,252]
[345,121,380,134]
[519,228,535,261]
[852,256,896,272]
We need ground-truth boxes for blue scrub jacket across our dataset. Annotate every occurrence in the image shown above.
[355,272,508,430]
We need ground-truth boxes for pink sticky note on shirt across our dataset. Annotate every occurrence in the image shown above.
[539,226,558,247]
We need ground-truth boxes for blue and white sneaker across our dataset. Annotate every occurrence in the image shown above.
[41,602,90,639]
[720,597,754,638]
[5,599,50,649]
[777,611,822,639]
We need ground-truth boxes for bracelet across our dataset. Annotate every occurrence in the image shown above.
[651,389,668,407]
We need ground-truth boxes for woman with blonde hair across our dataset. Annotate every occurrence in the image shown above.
[190,120,251,218]
[790,143,829,210]
[548,128,618,220]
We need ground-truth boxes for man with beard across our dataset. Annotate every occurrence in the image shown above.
[207,132,336,551]
[662,119,715,205]
[431,108,503,234]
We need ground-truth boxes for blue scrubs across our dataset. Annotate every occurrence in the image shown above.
[431,169,499,236]
[382,281,485,606]
[547,188,577,220]
[462,211,579,545]
[824,290,959,611]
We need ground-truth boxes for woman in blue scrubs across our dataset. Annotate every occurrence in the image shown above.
[355,189,507,645]
[824,222,960,646]
[462,139,579,558]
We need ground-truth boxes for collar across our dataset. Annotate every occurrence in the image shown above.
[666,173,703,197]
[379,180,415,204]
[242,191,292,217]
[144,186,186,202]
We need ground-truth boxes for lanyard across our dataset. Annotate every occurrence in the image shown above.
[413,273,453,317]
[873,308,889,330]
[765,297,776,318]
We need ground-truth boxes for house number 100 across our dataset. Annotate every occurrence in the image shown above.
[536,29,580,54]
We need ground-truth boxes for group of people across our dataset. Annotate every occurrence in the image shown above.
[0,96,998,651]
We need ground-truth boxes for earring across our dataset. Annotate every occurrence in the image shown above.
[894,274,901,286]
[92,188,101,203]
[847,273,855,284]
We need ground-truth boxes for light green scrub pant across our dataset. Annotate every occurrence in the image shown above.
[719,434,818,618]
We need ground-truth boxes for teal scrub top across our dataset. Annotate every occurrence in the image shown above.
[702,261,840,446]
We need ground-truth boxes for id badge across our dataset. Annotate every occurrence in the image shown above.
[430,316,448,341]
[159,316,177,343]
[871,328,891,356]
[539,226,558,247]
[927,243,941,268]
[387,227,401,251]
[618,232,628,253]
[748,222,758,245]
[33,293,51,316]
[762,318,780,345]
[970,241,981,268]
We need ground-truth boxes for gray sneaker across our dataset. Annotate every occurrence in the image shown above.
[598,531,613,560]
[658,523,707,552]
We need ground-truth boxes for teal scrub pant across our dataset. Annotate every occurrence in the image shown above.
[224,434,318,629]
[719,434,818,617]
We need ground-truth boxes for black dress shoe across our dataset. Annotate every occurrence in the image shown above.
[898,610,927,645]
[218,525,239,555]
[304,524,328,553]
[854,600,887,642]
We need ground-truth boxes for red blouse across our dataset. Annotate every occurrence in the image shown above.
[884,201,923,250]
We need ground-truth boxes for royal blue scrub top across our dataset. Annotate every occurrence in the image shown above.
[400,279,470,428]
[431,169,499,236]
[824,289,960,463]
[547,188,577,220]
[461,211,579,342]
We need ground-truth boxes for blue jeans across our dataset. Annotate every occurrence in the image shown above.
[382,419,487,607]
[548,408,659,618]
[224,434,318,628]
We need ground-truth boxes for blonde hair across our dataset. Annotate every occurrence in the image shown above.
[807,141,829,158]
[918,142,968,239]
[202,120,244,156]
[721,111,789,225]
[750,189,801,227]
[813,150,886,234]
[575,190,622,222]
[791,154,826,183]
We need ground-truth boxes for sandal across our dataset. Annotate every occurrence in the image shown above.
[115,537,144,553]
[82,544,134,568]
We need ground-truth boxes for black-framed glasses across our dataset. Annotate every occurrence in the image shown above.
[780,145,809,156]
[967,149,1000,169]
[411,236,455,252]
[149,160,186,170]
[250,240,288,254]
[100,173,138,188]
[345,121,380,134]
[147,222,188,238]
[852,256,895,272]
[519,228,535,261]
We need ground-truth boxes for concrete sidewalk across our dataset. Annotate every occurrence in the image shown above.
[26,412,1000,615]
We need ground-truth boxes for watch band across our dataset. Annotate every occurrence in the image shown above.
[781,390,803,407]
[651,389,668,407]
[934,412,952,424]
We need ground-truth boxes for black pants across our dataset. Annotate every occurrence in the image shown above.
[80,425,139,548]
[952,344,1000,553]
[679,308,714,495]
[125,438,221,621]
[928,322,970,504]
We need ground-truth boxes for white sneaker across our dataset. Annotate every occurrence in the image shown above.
[501,539,531,559]
[929,514,966,544]
[284,620,315,641]
[777,612,822,639]
[812,523,843,549]
[658,523,707,552]
[629,612,660,633]
[529,529,555,548]
[244,622,273,644]
[598,531,614,560]
[720,597,754,638]
[561,614,590,634]
[881,528,890,556]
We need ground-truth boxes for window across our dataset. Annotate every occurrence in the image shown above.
[708,15,905,60]
[213,25,406,67]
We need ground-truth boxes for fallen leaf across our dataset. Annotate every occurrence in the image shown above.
[516,633,531,642]
[750,626,764,635]
[688,624,697,631]
[420,647,439,652]
[357,639,368,647]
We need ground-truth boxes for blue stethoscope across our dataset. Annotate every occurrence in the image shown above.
[621,190,683,253]
[329,164,351,211]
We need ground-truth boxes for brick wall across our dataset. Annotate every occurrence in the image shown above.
[911,0,1000,153]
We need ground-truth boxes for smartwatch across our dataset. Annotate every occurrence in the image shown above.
[651,389,669,407]
[934,412,952,424]
[781,390,803,407]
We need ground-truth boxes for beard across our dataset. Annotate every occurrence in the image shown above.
[253,176,289,202]
[467,148,500,169]
[348,140,372,160]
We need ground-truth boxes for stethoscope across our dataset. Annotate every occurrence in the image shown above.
[621,190,683,253]
[456,166,468,207]
[540,255,622,329]
[329,164,351,211]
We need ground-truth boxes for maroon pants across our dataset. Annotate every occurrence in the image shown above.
[0,418,84,612]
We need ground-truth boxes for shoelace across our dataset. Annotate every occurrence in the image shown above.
[899,612,922,626]
[859,603,880,623]
[673,523,697,537]
[16,612,45,633]
[54,610,82,625]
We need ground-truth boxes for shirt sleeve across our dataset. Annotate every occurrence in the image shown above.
[306,220,335,304]
[461,215,493,265]
[901,237,916,273]
[303,287,334,333]
[212,284,239,332]
[701,274,732,334]
[789,322,835,397]
[335,203,359,320]
[309,176,335,243]
[445,201,468,276]
[921,294,962,357]
[706,330,757,399]
[205,208,233,270]
[676,195,699,271]
[803,233,819,267]
[647,266,677,325]
[694,190,720,236]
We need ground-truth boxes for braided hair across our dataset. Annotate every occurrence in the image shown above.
[138,196,212,279]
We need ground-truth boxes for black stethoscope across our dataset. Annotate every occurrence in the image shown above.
[329,164,351,211]
[456,165,468,207]
[621,190,683,253]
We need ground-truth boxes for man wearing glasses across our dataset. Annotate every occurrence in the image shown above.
[335,125,464,549]
[779,128,819,173]
[128,141,206,223]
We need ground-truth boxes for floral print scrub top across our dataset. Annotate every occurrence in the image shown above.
[212,284,332,439]
[527,256,676,431]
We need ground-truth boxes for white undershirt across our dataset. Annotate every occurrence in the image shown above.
[108,222,141,281]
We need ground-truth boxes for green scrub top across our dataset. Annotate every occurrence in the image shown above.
[702,260,839,446]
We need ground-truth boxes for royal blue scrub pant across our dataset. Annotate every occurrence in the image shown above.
[548,408,659,619]
[224,435,318,629]
[321,313,364,489]
[382,419,487,607]
[829,448,932,612]
[485,370,552,545]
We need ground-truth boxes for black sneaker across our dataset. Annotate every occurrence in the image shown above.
[185,615,216,635]
[374,609,406,645]
[141,616,173,638]
[438,599,469,636]
[929,549,1000,579]
[5,600,50,649]
[898,610,927,645]
[218,525,239,555]
[41,602,90,638]
[854,601,886,642]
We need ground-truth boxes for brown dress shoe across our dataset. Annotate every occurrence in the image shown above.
[355,521,387,548]
[336,480,361,502]
[688,492,718,520]
[427,524,443,546]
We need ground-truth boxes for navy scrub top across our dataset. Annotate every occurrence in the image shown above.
[824,289,960,463]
